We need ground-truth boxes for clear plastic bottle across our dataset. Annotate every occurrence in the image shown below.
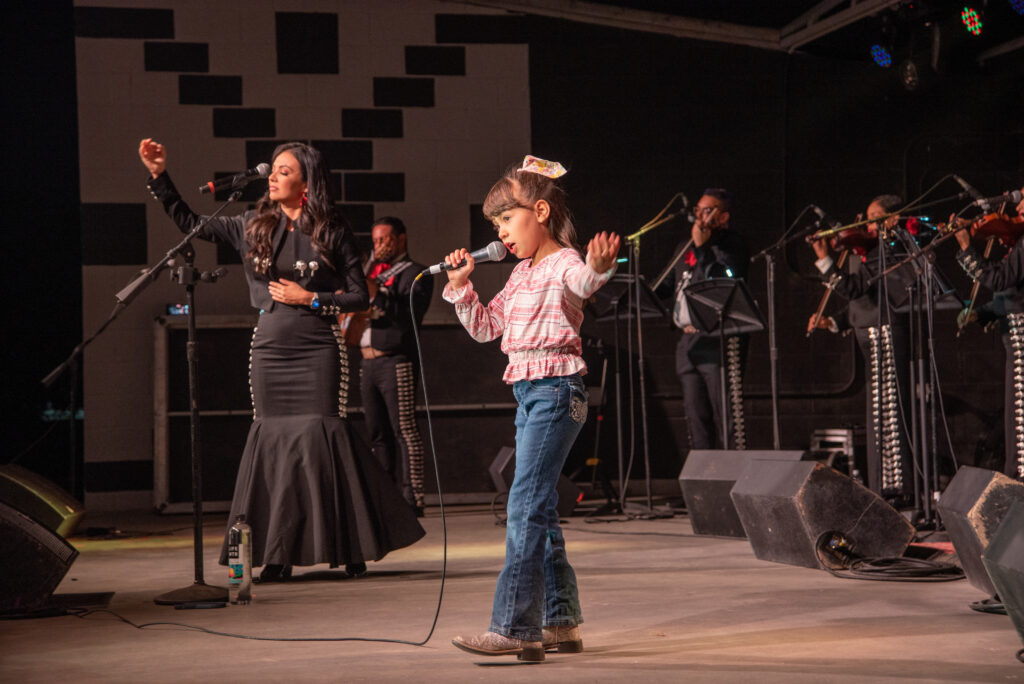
[227,515,253,604]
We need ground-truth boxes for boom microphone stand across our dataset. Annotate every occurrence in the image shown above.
[45,187,243,606]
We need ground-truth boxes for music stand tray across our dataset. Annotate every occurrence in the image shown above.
[683,278,765,336]
[591,273,667,322]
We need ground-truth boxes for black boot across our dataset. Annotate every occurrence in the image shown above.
[256,564,292,583]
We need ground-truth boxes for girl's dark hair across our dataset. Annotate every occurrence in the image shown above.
[482,165,577,249]
[245,142,339,272]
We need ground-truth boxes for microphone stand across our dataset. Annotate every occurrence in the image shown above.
[620,206,686,515]
[44,187,242,606]
[750,204,821,450]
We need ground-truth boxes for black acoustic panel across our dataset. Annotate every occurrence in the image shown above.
[435,14,531,44]
[144,42,208,72]
[405,46,466,75]
[937,466,1024,596]
[216,241,242,265]
[276,12,338,74]
[0,502,78,615]
[731,460,915,569]
[982,500,1024,646]
[179,75,242,105]
[213,108,275,138]
[679,450,809,538]
[245,139,294,169]
[373,78,435,107]
[342,109,403,138]
[0,464,84,538]
[80,203,147,265]
[83,460,153,493]
[74,7,174,39]
[213,172,267,202]
[489,446,581,518]
[327,171,343,202]
[344,173,404,202]
[312,140,373,170]
[339,204,375,233]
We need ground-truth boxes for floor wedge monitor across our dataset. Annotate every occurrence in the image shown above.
[937,465,1024,596]
[0,464,84,537]
[982,500,1024,647]
[679,450,808,538]
[0,501,79,616]
[730,460,914,569]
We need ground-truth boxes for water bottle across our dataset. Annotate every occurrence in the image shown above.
[227,515,253,604]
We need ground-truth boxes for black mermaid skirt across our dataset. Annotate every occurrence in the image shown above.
[219,308,425,567]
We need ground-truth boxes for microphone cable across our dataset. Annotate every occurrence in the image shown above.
[71,278,449,647]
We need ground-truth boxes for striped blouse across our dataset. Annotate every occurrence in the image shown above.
[442,247,616,383]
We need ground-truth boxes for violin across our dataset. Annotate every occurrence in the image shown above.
[968,212,1024,247]
[828,227,875,256]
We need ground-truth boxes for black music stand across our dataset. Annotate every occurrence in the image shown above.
[683,278,765,448]
[589,273,666,514]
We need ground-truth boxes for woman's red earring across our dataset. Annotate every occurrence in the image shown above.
[301,190,309,208]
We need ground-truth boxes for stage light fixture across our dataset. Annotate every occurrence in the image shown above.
[899,59,920,90]
[961,6,983,35]
[870,44,893,66]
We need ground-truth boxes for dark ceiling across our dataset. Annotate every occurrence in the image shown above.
[577,0,1024,66]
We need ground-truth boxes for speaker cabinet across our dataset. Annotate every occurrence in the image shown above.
[0,501,78,615]
[982,500,1024,646]
[489,447,581,518]
[0,464,84,537]
[936,466,1024,596]
[730,460,915,569]
[678,450,809,538]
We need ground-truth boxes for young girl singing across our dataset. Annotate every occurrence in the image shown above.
[445,156,621,662]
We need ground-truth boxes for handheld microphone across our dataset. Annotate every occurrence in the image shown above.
[424,241,507,275]
[199,163,271,194]
[973,189,1023,210]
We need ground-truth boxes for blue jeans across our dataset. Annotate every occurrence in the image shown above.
[490,374,588,641]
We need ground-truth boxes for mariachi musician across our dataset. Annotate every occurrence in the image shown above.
[954,186,1024,480]
[354,217,433,514]
[667,188,750,452]
[808,194,915,502]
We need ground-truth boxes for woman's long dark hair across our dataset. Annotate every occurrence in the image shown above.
[245,142,339,272]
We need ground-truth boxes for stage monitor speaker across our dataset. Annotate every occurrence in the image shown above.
[936,465,1024,596]
[0,464,84,537]
[982,500,1024,646]
[678,450,809,538]
[730,460,915,569]
[0,501,78,616]
[489,447,581,518]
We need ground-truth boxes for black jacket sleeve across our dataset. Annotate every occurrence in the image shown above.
[958,242,1024,294]
[145,171,246,251]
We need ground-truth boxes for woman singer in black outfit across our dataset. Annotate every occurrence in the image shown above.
[138,139,424,581]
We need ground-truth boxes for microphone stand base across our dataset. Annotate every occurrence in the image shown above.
[154,581,228,606]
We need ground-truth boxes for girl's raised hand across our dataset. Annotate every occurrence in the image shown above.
[138,138,167,178]
[587,232,621,273]
[444,248,475,288]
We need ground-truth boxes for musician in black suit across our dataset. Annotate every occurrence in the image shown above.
[954,186,1024,479]
[359,217,433,514]
[809,194,913,499]
[669,188,750,450]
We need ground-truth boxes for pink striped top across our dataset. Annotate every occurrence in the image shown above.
[442,247,616,383]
